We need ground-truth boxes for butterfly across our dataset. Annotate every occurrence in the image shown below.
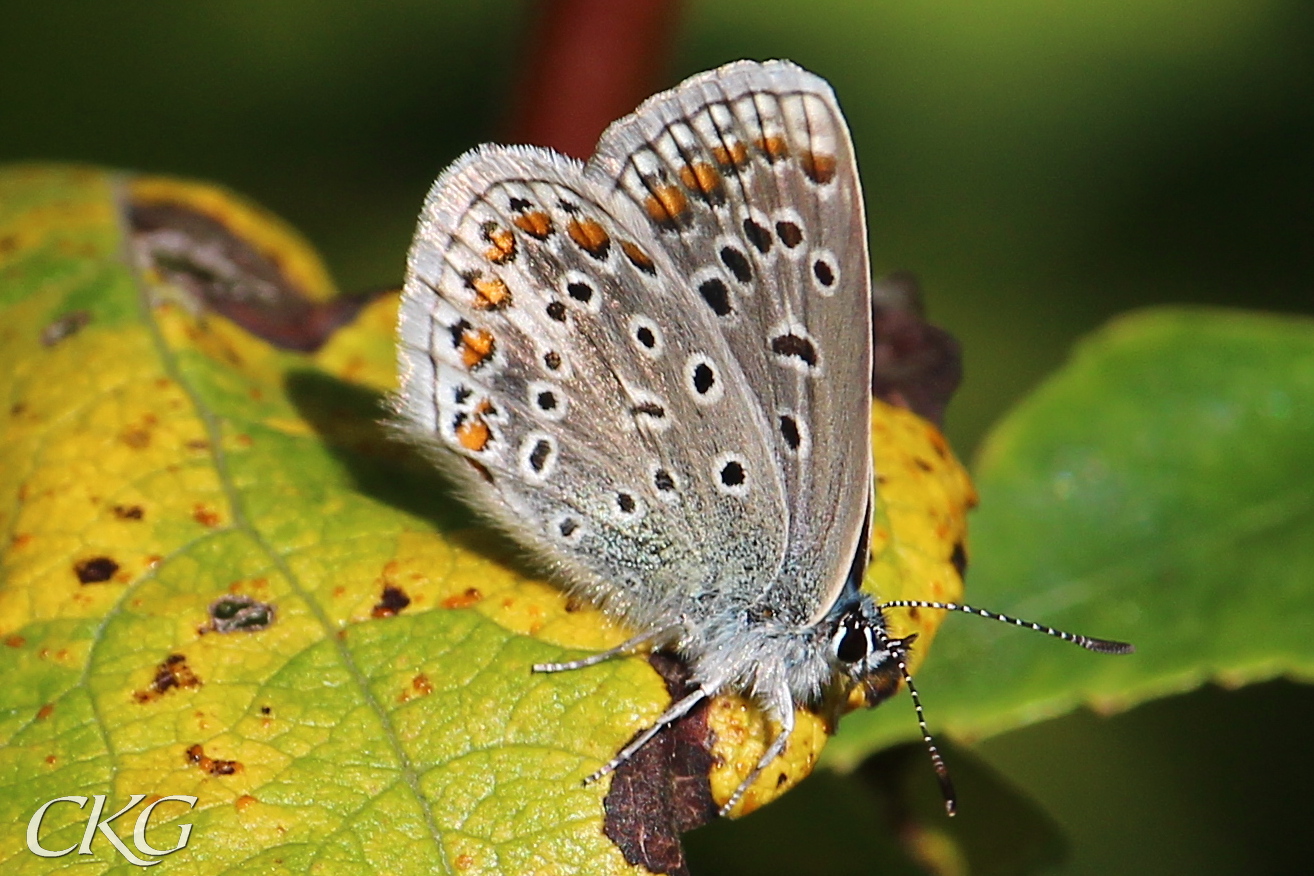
[392,59,1131,818]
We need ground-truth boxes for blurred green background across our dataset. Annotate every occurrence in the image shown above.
[4,2,1311,873]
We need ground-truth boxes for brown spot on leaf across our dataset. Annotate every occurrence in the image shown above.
[36,704,54,720]
[950,542,968,579]
[235,795,257,812]
[134,654,201,703]
[5,634,25,648]
[75,556,120,584]
[205,594,276,633]
[113,504,144,521]
[41,310,91,346]
[45,755,57,765]
[186,743,243,776]
[455,854,475,870]
[412,673,433,696]
[603,653,717,876]
[441,587,483,609]
[130,201,370,352]
[185,438,210,451]
[372,585,411,618]
[12,533,32,549]
[193,505,221,527]
[120,427,151,449]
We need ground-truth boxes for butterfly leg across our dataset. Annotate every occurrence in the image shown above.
[532,625,678,673]
[583,684,713,785]
[718,690,796,817]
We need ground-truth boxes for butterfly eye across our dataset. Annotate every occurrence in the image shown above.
[834,623,870,664]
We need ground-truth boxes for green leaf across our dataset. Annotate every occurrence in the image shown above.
[827,306,1314,766]
[0,165,671,875]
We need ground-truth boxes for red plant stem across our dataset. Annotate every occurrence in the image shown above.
[507,0,683,159]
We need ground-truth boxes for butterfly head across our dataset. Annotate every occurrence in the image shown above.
[824,594,912,709]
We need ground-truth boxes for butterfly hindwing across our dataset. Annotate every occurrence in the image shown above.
[589,60,873,624]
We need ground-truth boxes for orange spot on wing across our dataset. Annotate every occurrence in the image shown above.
[620,240,656,275]
[755,136,789,161]
[454,412,491,452]
[644,184,690,228]
[679,162,724,200]
[566,217,611,258]
[481,223,516,263]
[457,326,495,370]
[466,273,511,310]
[712,141,750,167]
[800,151,837,184]
[512,210,553,239]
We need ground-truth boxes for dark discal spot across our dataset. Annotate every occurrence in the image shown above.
[372,585,411,618]
[559,517,579,538]
[771,333,818,368]
[536,391,558,411]
[692,363,715,395]
[636,326,656,348]
[130,202,367,352]
[950,541,968,579]
[112,504,144,521]
[654,469,675,492]
[186,743,242,776]
[632,401,665,419]
[742,218,772,254]
[75,556,119,584]
[41,310,92,347]
[720,460,746,487]
[544,350,562,370]
[566,281,594,304]
[206,594,276,633]
[779,415,801,450]
[776,221,803,248]
[719,246,752,283]
[603,652,717,874]
[698,277,732,317]
[546,301,567,322]
[134,653,201,703]
[813,259,835,287]
[617,492,636,514]
[529,439,553,472]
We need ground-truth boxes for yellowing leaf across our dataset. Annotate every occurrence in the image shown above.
[0,165,972,873]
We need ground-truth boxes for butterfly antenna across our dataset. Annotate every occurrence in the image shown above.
[877,600,1134,654]
[888,636,956,816]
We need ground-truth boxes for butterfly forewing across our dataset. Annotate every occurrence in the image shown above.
[397,144,790,627]
[589,61,873,624]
